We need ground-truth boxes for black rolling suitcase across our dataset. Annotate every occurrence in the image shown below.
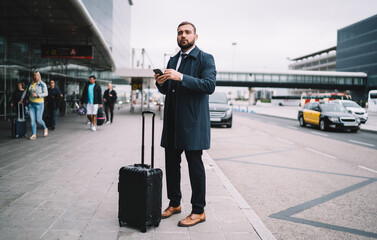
[11,103,27,138]
[118,111,162,232]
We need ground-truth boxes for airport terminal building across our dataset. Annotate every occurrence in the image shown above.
[0,0,133,119]
[289,14,377,98]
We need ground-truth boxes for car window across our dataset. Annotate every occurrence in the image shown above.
[304,103,312,109]
[209,93,228,104]
[320,104,344,112]
[341,101,361,108]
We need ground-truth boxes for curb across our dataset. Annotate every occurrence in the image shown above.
[203,151,277,240]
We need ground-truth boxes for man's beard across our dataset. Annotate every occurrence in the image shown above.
[178,39,195,50]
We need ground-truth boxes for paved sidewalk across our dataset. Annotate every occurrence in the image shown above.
[0,106,275,240]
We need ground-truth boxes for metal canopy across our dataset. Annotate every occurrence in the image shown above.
[0,0,115,70]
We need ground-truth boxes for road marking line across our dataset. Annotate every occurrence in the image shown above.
[286,126,298,130]
[274,137,295,145]
[349,140,375,147]
[256,130,269,136]
[310,131,328,137]
[304,147,337,159]
[359,165,377,174]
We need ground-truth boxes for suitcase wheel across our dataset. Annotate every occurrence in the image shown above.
[119,220,125,227]
[154,223,159,227]
[140,226,147,233]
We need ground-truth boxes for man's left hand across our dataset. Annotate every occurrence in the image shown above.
[99,104,103,108]
[164,69,183,81]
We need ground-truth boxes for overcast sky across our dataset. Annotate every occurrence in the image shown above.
[130,0,377,71]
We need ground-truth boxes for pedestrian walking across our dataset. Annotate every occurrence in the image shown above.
[80,75,102,131]
[103,82,117,124]
[10,81,26,117]
[154,21,216,227]
[20,71,49,139]
[46,80,63,130]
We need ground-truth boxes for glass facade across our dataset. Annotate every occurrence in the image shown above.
[83,0,132,69]
[0,0,132,118]
[336,14,377,89]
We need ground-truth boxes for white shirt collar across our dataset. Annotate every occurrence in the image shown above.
[180,45,195,56]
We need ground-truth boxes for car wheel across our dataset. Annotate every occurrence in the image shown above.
[350,128,359,133]
[319,119,327,131]
[226,119,232,128]
[299,116,306,127]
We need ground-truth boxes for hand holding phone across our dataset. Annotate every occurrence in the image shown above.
[153,69,164,76]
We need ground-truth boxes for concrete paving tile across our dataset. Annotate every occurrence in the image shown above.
[188,231,226,240]
[154,218,188,233]
[40,229,83,240]
[154,232,190,240]
[224,232,261,240]
[81,230,118,240]
[0,205,35,219]
[185,220,222,233]
[116,231,154,240]
[51,218,88,231]
[0,229,44,240]
[85,219,120,232]
[219,221,255,233]
[209,201,240,212]
[91,204,117,221]
[214,211,248,223]
[61,206,97,220]
[38,199,72,211]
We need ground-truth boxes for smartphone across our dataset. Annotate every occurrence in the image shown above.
[153,69,164,76]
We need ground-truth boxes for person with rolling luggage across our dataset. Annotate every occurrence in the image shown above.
[154,21,216,227]
[11,102,27,139]
[20,71,49,140]
[10,81,26,116]
[118,111,162,232]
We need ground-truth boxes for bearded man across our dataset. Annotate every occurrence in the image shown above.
[154,21,216,227]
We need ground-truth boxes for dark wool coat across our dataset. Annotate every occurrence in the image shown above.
[156,46,216,150]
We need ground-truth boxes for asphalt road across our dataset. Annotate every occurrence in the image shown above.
[207,112,377,240]
[244,112,377,151]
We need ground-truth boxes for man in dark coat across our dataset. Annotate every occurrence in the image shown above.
[46,80,63,130]
[103,82,117,124]
[80,75,103,131]
[155,21,216,227]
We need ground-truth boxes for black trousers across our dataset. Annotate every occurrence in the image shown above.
[104,103,114,122]
[165,109,206,214]
[165,148,206,214]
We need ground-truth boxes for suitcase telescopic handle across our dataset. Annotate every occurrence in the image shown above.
[142,111,155,168]
[18,102,24,121]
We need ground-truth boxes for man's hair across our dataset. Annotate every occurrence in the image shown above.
[178,21,196,34]
[89,75,96,79]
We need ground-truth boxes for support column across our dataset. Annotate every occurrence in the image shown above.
[248,87,255,105]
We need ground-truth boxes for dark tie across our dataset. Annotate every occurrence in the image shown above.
[178,53,187,71]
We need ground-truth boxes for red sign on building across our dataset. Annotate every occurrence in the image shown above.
[41,45,93,59]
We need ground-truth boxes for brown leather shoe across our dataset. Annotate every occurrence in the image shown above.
[161,205,181,219]
[178,212,206,227]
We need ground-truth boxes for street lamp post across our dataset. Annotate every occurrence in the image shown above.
[232,42,237,69]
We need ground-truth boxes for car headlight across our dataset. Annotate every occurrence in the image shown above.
[328,117,339,122]
[226,109,232,117]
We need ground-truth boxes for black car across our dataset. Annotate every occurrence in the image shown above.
[298,102,360,132]
[209,92,232,128]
